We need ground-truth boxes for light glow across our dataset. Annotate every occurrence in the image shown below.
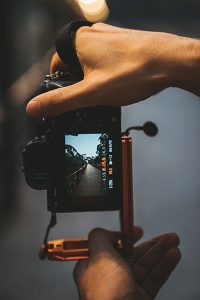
[77,0,109,22]
[79,0,99,3]
[79,0,105,13]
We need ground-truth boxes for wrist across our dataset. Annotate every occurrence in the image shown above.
[126,30,200,96]
[160,34,200,94]
[127,30,174,94]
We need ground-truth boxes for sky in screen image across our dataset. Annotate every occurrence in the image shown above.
[65,134,103,157]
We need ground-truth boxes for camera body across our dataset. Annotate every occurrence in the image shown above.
[23,73,123,213]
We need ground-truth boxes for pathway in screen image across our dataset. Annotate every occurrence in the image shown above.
[73,164,107,197]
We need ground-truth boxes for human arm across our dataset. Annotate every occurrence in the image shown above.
[26,23,200,119]
[73,226,181,300]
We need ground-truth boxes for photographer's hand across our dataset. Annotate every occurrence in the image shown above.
[74,227,181,300]
[27,23,200,118]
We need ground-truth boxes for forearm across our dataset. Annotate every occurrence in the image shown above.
[170,36,200,95]
[147,32,200,96]
[108,29,200,105]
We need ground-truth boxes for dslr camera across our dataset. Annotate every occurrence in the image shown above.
[23,72,123,214]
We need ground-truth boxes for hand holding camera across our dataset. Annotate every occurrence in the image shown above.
[74,227,181,300]
[22,19,182,300]
[26,23,171,119]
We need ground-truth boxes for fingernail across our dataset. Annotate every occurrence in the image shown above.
[26,100,41,118]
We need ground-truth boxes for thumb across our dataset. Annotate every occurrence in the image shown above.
[73,260,88,286]
[26,78,96,119]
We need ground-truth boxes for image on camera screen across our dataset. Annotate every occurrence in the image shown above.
[64,133,114,197]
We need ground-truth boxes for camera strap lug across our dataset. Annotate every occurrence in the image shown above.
[39,211,57,260]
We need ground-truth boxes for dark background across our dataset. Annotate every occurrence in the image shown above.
[0,1,200,299]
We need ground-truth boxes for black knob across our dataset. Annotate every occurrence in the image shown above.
[143,122,158,137]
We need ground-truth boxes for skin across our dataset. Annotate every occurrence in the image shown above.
[74,227,181,300]
[26,23,200,118]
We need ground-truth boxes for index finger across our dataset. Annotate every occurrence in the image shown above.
[26,78,95,119]
[50,52,70,74]
[88,226,143,258]
[88,228,123,259]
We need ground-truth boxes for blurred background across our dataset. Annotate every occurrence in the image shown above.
[0,0,200,299]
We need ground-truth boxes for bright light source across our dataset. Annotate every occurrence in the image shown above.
[77,0,109,22]
[80,0,98,3]
[79,0,105,13]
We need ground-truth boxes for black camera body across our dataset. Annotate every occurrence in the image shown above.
[23,73,122,213]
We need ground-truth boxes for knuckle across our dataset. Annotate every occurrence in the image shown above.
[75,26,92,48]
[77,25,92,36]
[172,232,180,243]
[92,22,105,29]
[168,232,180,244]
[161,232,180,248]
[88,227,105,239]
[167,247,182,262]
[92,22,102,27]
[49,88,63,107]
[41,89,64,117]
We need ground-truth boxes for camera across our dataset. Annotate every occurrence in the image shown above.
[22,70,157,261]
[23,72,123,213]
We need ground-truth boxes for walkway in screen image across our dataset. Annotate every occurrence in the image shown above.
[73,164,107,197]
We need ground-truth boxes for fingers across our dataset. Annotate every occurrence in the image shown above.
[142,247,181,298]
[88,228,123,258]
[74,229,181,300]
[133,233,180,283]
[26,79,94,119]
[87,226,143,259]
[73,228,123,287]
[134,232,179,260]
[50,52,69,74]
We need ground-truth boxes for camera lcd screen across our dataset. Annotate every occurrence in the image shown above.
[64,133,114,198]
